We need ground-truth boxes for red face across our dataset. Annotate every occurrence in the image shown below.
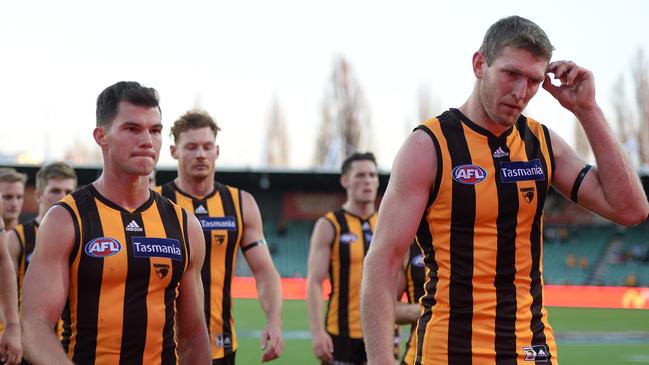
[171,126,218,182]
[98,101,162,177]
[341,160,379,204]
[476,46,548,131]
[0,181,24,222]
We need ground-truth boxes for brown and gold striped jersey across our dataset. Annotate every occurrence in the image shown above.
[156,181,243,359]
[12,219,38,307]
[57,184,190,365]
[413,109,558,364]
[324,208,376,339]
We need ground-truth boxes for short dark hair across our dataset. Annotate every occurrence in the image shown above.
[170,109,221,142]
[96,81,160,127]
[341,152,377,175]
[479,15,554,65]
[36,162,77,193]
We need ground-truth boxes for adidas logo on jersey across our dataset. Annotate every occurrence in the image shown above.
[194,205,208,214]
[125,220,143,232]
[493,147,509,158]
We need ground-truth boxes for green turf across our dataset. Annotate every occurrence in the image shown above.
[547,306,649,332]
[233,299,649,364]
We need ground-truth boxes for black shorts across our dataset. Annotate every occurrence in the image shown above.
[212,351,236,365]
[326,333,367,365]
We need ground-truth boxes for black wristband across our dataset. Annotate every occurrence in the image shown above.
[571,164,593,203]
[241,239,265,253]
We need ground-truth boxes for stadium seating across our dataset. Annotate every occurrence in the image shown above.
[233,218,649,289]
[235,220,314,277]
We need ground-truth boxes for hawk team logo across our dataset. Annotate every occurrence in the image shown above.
[215,234,226,245]
[520,187,535,203]
[85,237,122,258]
[452,164,487,185]
[154,263,170,279]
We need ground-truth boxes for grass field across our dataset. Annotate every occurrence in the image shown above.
[232,298,649,364]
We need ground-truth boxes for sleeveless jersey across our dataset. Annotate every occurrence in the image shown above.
[413,109,558,364]
[12,219,38,307]
[324,208,376,339]
[156,181,244,359]
[57,184,190,365]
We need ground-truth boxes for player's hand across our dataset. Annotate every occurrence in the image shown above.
[261,321,283,362]
[0,322,23,365]
[311,330,334,363]
[543,60,598,116]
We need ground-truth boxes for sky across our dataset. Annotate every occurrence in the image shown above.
[1,0,648,171]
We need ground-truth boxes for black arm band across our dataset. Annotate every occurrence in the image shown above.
[571,164,592,203]
[241,239,265,253]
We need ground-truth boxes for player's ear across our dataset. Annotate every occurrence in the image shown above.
[473,51,486,79]
[215,145,220,160]
[340,174,349,189]
[93,126,108,147]
[170,144,178,160]
[34,188,42,204]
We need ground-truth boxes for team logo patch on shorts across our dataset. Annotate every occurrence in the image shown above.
[522,344,550,362]
[452,164,487,185]
[132,237,182,261]
[214,333,233,349]
[85,237,122,258]
[500,159,545,183]
[199,216,237,231]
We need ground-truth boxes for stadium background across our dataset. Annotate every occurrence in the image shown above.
[6,165,649,364]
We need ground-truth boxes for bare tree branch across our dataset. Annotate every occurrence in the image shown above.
[314,57,371,168]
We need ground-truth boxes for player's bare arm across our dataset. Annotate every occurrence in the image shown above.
[544,61,649,225]
[20,206,75,365]
[240,191,284,362]
[0,208,22,365]
[5,231,21,279]
[306,217,335,363]
[361,130,436,364]
[176,214,211,364]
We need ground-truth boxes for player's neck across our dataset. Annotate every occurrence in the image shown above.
[459,91,510,137]
[175,175,214,198]
[93,172,151,211]
[3,218,17,231]
[342,200,375,219]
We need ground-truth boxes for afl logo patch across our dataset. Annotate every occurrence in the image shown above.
[85,237,122,258]
[452,164,487,185]
[412,254,425,267]
[340,233,358,244]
